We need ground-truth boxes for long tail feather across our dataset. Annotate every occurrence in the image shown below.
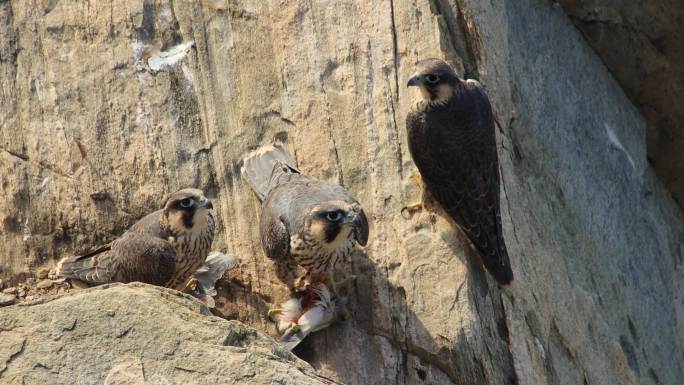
[241,143,299,201]
[56,244,113,284]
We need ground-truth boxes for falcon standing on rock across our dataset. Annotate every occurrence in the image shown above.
[405,58,513,284]
[57,188,215,290]
[242,144,369,291]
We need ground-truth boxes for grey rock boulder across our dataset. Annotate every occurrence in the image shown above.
[0,293,15,307]
[0,283,340,385]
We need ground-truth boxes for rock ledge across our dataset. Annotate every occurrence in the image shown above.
[0,283,340,385]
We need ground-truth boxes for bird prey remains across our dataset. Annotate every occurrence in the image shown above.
[57,188,215,290]
[187,251,238,308]
[242,144,369,290]
[405,58,513,284]
[272,282,339,351]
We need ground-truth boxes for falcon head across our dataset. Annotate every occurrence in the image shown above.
[306,200,369,249]
[407,58,460,106]
[163,188,213,234]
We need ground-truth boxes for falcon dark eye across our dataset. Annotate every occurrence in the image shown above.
[326,211,342,221]
[425,74,439,83]
[179,198,193,208]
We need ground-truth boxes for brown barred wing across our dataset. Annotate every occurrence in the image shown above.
[57,243,118,284]
[108,232,177,286]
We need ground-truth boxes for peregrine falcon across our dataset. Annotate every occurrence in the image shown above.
[57,188,215,290]
[405,58,513,284]
[241,144,369,290]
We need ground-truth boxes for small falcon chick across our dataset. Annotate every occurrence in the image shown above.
[57,188,215,290]
[242,144,369,290]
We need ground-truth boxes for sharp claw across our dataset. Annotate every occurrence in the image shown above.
[401,206,411,219]
[267,308,283,319]
[293,276,303,287]
[182,277,199,293]
[401,202,424,218]
[292,275,309,291]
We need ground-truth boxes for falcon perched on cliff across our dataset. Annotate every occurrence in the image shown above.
[405,58,513,284]
[57,188,215,290]
[241,144,369,290]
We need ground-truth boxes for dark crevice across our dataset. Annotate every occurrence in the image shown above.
[388,0,400,100]
[387,95,404,180]
[619,335,641,375]
[496,116,522,247]
[428,0,477,77]
[0,146,29,162]
[137,0,156,42]
[329,136,344,186]
[0,338,26,374]
[0,147,87,186]
[366,328,458,384]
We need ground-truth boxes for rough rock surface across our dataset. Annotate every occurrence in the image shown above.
[0,293,15,306]
[0,283,338,385]
[1,1,683,385]
[558,0,684,207]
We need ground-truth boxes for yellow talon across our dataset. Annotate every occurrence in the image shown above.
[401,201,424,218]
[333,275,356,290]
[325,273,357,295]
[267,308,283,319]
[402,169,425,217]
[289,324,300,333]
[182,277,199,293]
[293,276,303,288]
[292,275,308,292]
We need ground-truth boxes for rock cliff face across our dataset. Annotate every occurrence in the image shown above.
[558,0,684,208]
[1,1,683,385]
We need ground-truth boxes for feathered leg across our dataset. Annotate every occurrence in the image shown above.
[269,261,301,316]
[274,261,299,290]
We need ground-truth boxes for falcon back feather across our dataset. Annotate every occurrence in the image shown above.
[241,143,299,201]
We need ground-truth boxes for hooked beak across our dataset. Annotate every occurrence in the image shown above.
[343,209,369,246]
[407,73,424,87]
[198,196,213,210]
